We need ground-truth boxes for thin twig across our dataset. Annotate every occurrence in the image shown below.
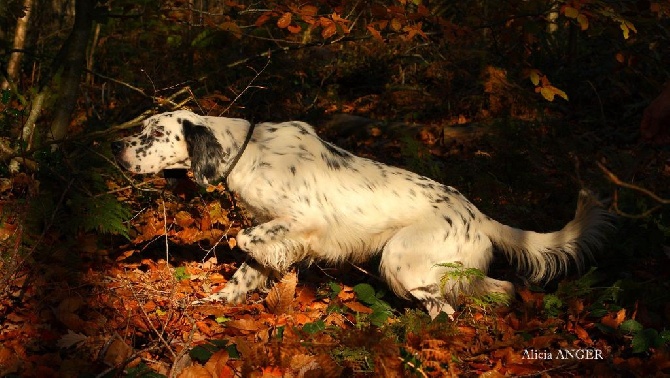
[597,162,670,205]
[168,315,198,378]
[220,55,271,115]
[597,161,669,218]
[126,273,177,359]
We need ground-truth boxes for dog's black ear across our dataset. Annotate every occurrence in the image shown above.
[182,119,225,185]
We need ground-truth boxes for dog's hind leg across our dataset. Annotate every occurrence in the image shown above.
[379,221,498,319]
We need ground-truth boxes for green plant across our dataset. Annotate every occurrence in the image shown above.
[543,294,564,317]
[174,266,190,281]
[302,319,326,335]
[189,339,239,362]
[436,262,485,297]
[352,283,394,327]
[471,291,512,311]
[123,362,166,378]
[535,268,621,318]
[28,146,132,240]
[619,319,670,354]
[331,345,374,373]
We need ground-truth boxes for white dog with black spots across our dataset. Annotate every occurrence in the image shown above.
[112,110,612,318]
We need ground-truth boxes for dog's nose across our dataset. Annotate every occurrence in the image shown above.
[111,141,124,155]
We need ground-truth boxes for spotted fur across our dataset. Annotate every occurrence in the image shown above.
[112,110,612,318]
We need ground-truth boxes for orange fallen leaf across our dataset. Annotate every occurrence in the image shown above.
[336,286,355,301]
[204,349,232,378]
[573,323,593,345]
[601,308,626,329]
[277,12,292,29]
[175,211,195,228]
[227,318,261,331]
[266,271,297,315]
[196,321,213,336]
[343,301,373,314]
[103,339,132,367]
[457,325,476,337]
[261,366,284,376]
[287,24,302,34]
[177,363,212,378]
[530,334,558,349]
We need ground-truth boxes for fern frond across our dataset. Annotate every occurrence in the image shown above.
[69,194,132,238]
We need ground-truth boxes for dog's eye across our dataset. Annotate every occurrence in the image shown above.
[151,130,165,138]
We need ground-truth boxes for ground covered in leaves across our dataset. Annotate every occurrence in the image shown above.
[1,120,669,377]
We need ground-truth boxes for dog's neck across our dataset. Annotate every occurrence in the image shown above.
[187,116,254,185]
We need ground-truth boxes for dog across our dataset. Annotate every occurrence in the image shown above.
[112,110,612,318]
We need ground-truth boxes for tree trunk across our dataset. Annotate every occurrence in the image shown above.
[49,0,95,142]
[1,0,33,90]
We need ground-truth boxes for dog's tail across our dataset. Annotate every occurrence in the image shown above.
[480,190,613,282]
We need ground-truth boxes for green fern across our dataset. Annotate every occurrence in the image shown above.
[437,262,512,313]
[436,261,485,294]
[543,294,564,317]
[68,194,132,238]
[29,190,132,239]
[471,291,512,309]
[27,144,133,239]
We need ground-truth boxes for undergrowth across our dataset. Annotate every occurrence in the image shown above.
[29,146,132,240]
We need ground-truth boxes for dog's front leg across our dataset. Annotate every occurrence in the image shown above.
[194,218,307,306]
[236,218,307,273]
[216,217,306,303]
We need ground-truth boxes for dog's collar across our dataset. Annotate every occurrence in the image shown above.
[222,121,256,180]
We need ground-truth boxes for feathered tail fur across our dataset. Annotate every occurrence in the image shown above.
[481,190,613,282]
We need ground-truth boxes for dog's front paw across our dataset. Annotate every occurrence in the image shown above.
[192,281,248,305]
[192,261,272,306]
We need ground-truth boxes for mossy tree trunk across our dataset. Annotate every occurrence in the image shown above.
[49,0,97,143]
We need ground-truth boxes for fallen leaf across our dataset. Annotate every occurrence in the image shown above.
[266,271,297,314]
[204,349,232,377]
[103,339,132,367]
[227,318,261,331]
[0,346,21,374]
[573,323,593,345]
[479,369,506,378]
[563,6,579,19]
[177,363,212,378]
[277,12,292,29]
[57,330,88,349]
[255,12,273,27]
[287,24,302,34]
[530,335,558,349]
[343,301,373,314]
[175,211,195,228]
[289,354,319,375]
[367,25,383,41]
[601,308,626,329]
[321,19,337,39]
[261,366,284,376]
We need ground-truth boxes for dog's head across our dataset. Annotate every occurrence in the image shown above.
[111,110,250,185]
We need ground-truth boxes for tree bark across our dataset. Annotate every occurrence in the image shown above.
[1,0,33,90]
[49,0,96,142]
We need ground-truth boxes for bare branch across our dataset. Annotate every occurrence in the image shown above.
[597,161,669,217]
[598,162,670,205]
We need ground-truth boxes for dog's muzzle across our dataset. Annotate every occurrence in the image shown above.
[111,140,124,155]
[111,141,130,169]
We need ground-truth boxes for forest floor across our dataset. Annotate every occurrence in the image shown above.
[1,108,669,377]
